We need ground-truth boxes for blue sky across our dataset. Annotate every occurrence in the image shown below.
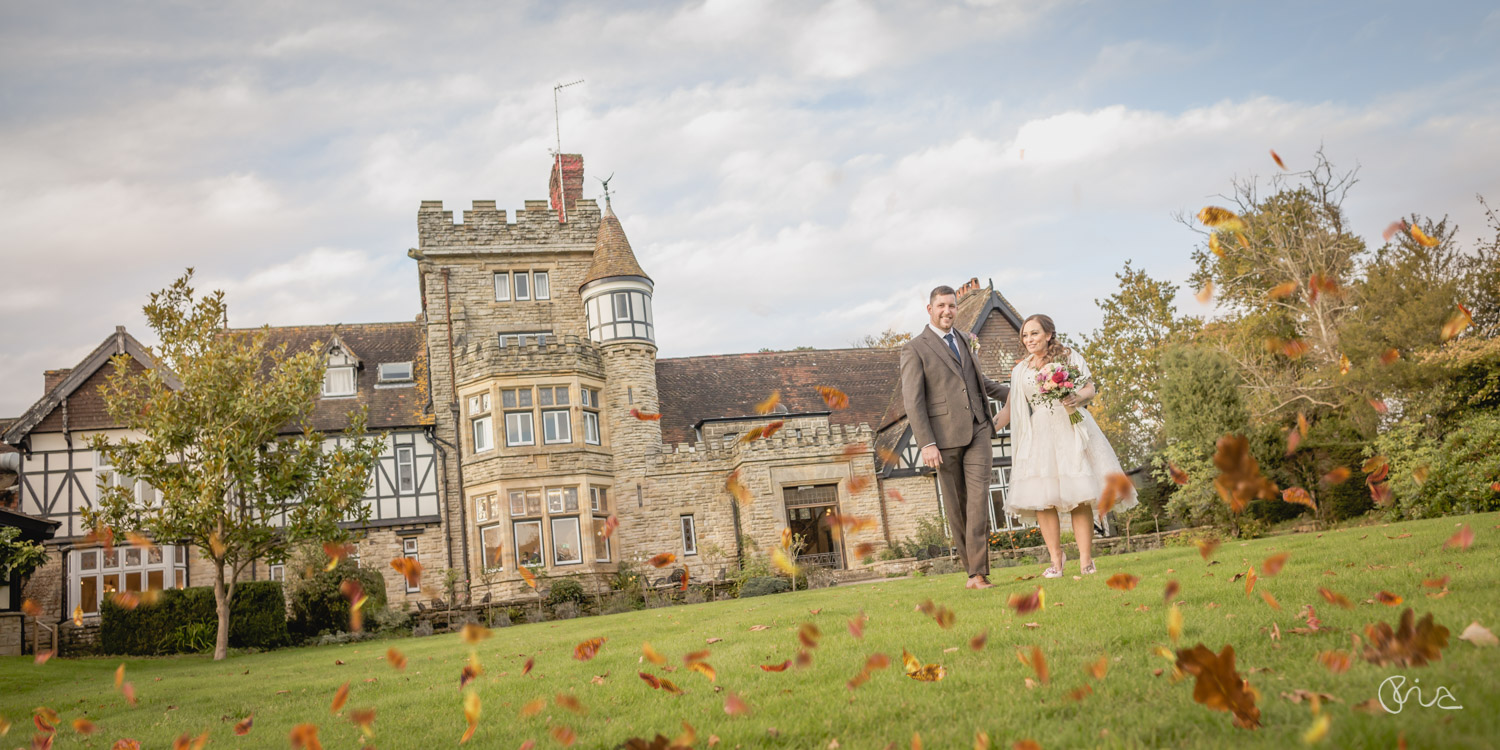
[2,0,1498,415]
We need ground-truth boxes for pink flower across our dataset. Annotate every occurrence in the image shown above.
[1063,381,1074,389]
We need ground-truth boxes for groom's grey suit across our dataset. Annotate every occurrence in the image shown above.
[900,326,1010,577]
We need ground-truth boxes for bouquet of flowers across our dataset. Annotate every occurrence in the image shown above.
[1029,361,1090,425]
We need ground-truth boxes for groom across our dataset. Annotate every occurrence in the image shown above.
[900,286,1010,589]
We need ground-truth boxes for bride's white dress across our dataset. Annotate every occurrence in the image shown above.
[1007,351,1138,520]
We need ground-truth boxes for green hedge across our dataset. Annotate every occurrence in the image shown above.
[739,577,791,597]
[101,580,290,655]
[288,563,387,638]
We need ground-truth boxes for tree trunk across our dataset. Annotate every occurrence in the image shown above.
[212,561,232,661]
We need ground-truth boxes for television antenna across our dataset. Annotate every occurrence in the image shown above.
[552,79,585,223]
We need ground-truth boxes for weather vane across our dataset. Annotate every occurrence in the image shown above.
[596,173,615,209]
[552,79,584,223]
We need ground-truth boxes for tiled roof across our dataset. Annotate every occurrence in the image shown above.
[581,204,651,287]
[234,321,434,433]
[655,348,901,446]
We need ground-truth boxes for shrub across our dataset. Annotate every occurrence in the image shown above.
[893,515,950,559]
[739,577,791,597]
[288,562,388,638]
[1376,409,1500,519]
[101,580,289,655]
[546,577,588,607]
[988,527,1043,550]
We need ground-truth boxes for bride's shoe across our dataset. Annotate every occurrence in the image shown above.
[1043,549,1066,579]
[1081,560,1097,575]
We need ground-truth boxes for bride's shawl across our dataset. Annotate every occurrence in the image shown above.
[1009,351,1093,460]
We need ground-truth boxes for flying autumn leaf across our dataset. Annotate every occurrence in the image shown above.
[1370,482,1393,506]
[1195,537,1221,561]
[1339,353,1351,375]
[1441,304,1473,341]
[816,386,849,410]
[1458,622,1499,648]
[520,698,546,718]
[762,420,786,439]
[1016,645,1048,685]
[461,623,492,644]
[1195,282,1215,305]
[1198,206,1246,232]
[629,408,662,421]
[686,662,717,682]
[1281,487,1316,512]
[1008,587,1044,615]
[1379,348,1400,366]
[724,693,751,716]
[1098,473,1133,514]
[848,612,867,640]
[233,716,254,736]
[1361,608,1449,667]
[1260,591,1281,610]
[759,660,791,672]
[902,650,947,682]
[390,557,423,589]
[322,541,353,571]
[386,647,407,670]
[290,723,323,750]
[1105,573,1139,591]
[331,681,350,713]
[1444,524,1474,551]
[1168,604,1184,643]
[573,637,606,661]
[1267,281,1298,299]
[970,630,988,651]
[348,708,375,738]
[460,691,481,744]
[1382,220,1408,242]
[1270,150,1287,170]
[460,664,480,690]
[754,391,781,415]
[854,542,878,559]
[555,693,586,714]
[1318,587,1354,610]
[1321,467,1351,485]
[600,514,620,541]
[724,469,753,506]
[1261,553,1288,577]
[1212,435,1278,513]
[1175,643,1261,729]
[1164,580,1181,603]
[1317,650,1352,674]
[1168,463,1189,485]
[771,547,800,577]
[1409,225,1439,248]
[642,643,667,666]
[1375,591,1404,606]
[72,718,97,735]
[340,578,367,632]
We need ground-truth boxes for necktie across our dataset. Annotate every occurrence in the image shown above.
[944,332,962,362]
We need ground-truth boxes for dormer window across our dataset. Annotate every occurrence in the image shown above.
[321,340,359,398]
[323,366,355,397]
[378,362,413,382]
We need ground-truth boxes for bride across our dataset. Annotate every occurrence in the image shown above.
[993,314,1138,578]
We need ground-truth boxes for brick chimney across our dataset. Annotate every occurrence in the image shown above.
[44,369,72,393]
[548,153,584,218]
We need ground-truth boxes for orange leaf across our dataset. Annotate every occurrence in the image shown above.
[686,662,717,682]
[461,623,492,644]
[1209,233,1224,257]
[1261,553,1288,577]
[600,514,620,540]
[290,723,323,750]
[1284,428,1302,457]
[1211,435,1278,513]
[629,408,662,421]
[1375,591,1404,606]
[386,647,407,670]
[549,725,576,747]
[1270,150,1287,170]
[1168,463,1189,485]
[724,469,753,506]
[970,630,989,651]
[1174,643,1261,728]
[1318,587,1354,610]
[1086,655,1109,680]
[1339,353,1351,375]
[573,637,606,661]
[1163,580,1180,603]
[1016,645,1048,684]
[798,621,822,648]
[1382,220,1408,242]
[1322,467,1351,485]
[1167,604,1183,643]
[1243,567,1257,596]
[1195,282,1215,304]
[754,391,781,415]
[1442,303,1473,341]
[1444,524,1474,551]
[460,691,481,744]
[233,715,253,736]
[901,649,948,682]
[1197,206,1245,231]
[724,692,751,716]
[1317,650,1352,674]
[460,664,480,690]
[1105,573,1139,591]
[659,678,683,695]
[1098,473,1133,514]
[1369,398,1389,415]
[1008,587,1043,615]
[1423,575,1450,589]
[1281,487,1316,512]
[1409,224,1439,247]
[125,531,155,551]
[848,612,867,640]
[390,557,424,589]
[518,565,538,590]
[1260,591,1281,610]
[348,708,375,737]
[771,547,800,577]
[72,718,97,735]
[1367,461,1390,483]
[854,542,878,558]
[642,643,667,666]
[322,541,352,570]
[1379,348,1401,365]
[1361,608,1450,667]
[555,693,586,714]
[846,475,871,494]
[1370,481,1393,506]
[1267,281,1298,299]
[331,681,349,713]
[21,598,41,618]
[759,660,791,672]
[816,386,849,410]
[762,420,786,439]
[520,698,546,717]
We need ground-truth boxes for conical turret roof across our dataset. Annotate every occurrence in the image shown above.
[582,201,651,288]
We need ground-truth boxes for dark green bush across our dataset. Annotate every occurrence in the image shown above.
[739,577,791,597]
[288,562,387,638]
[546,577,587,607]
[101,580,290,655]
[989,527,1043,550]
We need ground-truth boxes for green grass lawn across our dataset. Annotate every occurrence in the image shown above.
[6,512,1499,749]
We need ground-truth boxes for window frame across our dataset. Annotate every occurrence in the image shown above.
[542,409,572,444]
[513,520,544,568]
[534,271,551,300]
[583,411,601,445]
[592,517,611,562]
[378,362,413,382]
[550,516,583,566]
[589,486,607,513]
[322,366,356,398]
[480,525,505,572]
[514,271,531,301]
[396,446,415,492]
[401,537,421,592]
[472,415,494,453]
[505,411,535,447]
[493,271,511,301]
[681,515,698,556]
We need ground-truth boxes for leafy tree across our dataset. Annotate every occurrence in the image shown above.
[1457,196,1500,339]
[0,526,49,582]
[1156,344,1250,529]
[851,328,913,349]
[86,271,383,660]
[1079,261,1199,469]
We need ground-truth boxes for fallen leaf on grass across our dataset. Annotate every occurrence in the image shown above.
[1444,524,1474,551]
[901,650,947,682]
[1457,622,1498,647]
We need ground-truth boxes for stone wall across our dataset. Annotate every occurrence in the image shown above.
[0,612,23,656]
[879,473,944,546]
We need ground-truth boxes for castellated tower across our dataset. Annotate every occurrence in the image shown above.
[408,155,653,598]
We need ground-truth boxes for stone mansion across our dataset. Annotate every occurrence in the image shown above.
[1,156,1045,650]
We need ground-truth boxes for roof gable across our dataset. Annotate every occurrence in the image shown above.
[2,327,166,444]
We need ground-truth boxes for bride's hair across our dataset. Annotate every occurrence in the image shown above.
[1022,314,1071,364]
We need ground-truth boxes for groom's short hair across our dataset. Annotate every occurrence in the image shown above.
[929,285,957,304]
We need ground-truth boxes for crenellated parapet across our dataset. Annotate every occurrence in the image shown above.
[452,333,605,384]
[417,198,603,250]
[650,422,875,469]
